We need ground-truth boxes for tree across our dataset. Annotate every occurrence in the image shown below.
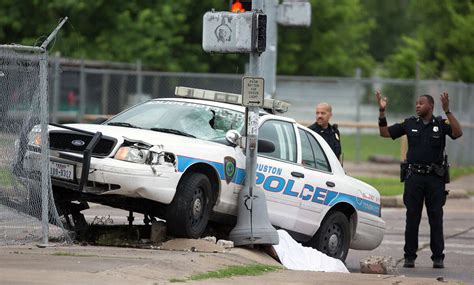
[277,0,376,77]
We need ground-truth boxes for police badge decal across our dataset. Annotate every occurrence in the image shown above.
[224,156,236,184]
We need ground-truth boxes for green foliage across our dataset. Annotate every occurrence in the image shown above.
[0,0,473,81]
[382,0,474,81]
[361,0,410,62]
[278,0,376,76]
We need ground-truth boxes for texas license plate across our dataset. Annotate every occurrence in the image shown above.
[50,161,75,181]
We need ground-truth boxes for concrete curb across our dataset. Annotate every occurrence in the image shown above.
[381,189,470,208]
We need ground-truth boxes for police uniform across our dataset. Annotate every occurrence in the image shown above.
[388,116,456,263]
[308,123,341,159]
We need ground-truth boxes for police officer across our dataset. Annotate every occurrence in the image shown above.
[376,90,463,269]
[308,102,342,160]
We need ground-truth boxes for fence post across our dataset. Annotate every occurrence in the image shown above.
[136,59,142,95]
[51,53,61,123]
[355,67,362,163]
[39,52,49,246]
[101,73,110,115]
[78,58,86,123]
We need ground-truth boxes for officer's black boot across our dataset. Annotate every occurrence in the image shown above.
[403,258,415,268]
[433,259,444,268]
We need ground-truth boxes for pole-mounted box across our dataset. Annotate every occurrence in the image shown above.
[202,11,266,53]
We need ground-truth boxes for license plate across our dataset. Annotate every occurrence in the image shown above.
[50,161,75,181]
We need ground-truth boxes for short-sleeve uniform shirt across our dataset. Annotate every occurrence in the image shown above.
[388,116,455,164]
[308,123,341,159]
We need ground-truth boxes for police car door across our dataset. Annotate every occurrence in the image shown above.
[295,128,339,236]
[257,119,306,232]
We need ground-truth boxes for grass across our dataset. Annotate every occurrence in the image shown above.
[169,264,281,283]
[52,252,97,257]
[342,134,401,162]
[356,165,474,196]
[0,168,15,187]
[356,176,402,196]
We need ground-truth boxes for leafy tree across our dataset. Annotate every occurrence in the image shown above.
[383,0,473,81]
[277,0,376,77]
[360,0,410,62]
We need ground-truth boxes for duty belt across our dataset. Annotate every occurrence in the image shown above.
[408,164,434,175]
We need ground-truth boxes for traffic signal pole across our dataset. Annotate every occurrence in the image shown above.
[261,0,278,99]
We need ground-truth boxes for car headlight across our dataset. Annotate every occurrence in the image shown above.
[114,147,150,164]
[28,132,42,147]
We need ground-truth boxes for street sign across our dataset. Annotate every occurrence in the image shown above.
[242,76,264,107]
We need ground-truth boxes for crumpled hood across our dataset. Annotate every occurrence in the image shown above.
[52,123,229,156]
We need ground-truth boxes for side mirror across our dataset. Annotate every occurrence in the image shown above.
[258,139,275,153]
[225,130,241,146]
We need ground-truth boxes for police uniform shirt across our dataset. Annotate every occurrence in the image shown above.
[308,123,341,159]
[388,116,456,165]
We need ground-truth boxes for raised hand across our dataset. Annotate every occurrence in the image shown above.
[440,91,450,112]
[375,90,387,110]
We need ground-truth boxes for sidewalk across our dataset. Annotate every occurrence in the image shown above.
[0,242,461,285]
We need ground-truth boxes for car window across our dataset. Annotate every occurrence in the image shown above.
[306,131,331,172]
[259,120,297,163]
[298,129,316,168]
[107,100,245,141]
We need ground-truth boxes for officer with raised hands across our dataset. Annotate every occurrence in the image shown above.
[376,90,462,269]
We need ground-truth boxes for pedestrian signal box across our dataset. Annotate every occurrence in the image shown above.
[202,11,266,53]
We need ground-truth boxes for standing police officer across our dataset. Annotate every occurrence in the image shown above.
[308,102,342,161]
[376,90,463,269]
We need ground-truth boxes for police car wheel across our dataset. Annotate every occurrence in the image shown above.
[166,173,212,239]
[312,211,350,262]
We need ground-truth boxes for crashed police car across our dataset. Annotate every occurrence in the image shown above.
[23,87,385,261]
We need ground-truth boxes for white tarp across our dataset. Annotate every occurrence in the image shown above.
[272,230,349,273]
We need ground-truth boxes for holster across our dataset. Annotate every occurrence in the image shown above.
[400,161,408,182]
[443,163,450,184]
[443,154,450,183]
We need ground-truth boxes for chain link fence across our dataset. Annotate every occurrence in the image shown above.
[49,57,474,165]
[0,47,70,245]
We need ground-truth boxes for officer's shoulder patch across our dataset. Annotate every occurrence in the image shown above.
[444,119,450,125]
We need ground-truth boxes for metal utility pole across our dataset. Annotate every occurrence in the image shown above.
[203,1,279,246]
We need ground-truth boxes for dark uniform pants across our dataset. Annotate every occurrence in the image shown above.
[403,173,447,261]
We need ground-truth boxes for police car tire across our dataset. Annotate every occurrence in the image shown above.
[166,173,212,239]
[312,211,350,262]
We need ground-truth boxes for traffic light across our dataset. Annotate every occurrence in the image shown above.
[230,0,252,13]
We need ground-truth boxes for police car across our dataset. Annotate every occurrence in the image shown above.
[24,87,385,261]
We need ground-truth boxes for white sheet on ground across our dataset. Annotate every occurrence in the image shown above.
[272,230,349,273]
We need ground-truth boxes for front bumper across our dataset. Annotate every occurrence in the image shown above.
[350,215,386,250]
[24,127,181,205]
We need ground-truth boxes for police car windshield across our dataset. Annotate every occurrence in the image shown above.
[107,100,245,141]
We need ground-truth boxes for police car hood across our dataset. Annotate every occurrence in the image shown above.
[56,123,230,156]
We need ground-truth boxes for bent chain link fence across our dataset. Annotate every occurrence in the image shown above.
[0,47,71,245]
[49,58,474,166]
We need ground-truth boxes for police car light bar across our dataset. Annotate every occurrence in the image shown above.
[175,86,290,113]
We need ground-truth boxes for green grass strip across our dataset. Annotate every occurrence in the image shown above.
[52,252,97,257]
[170,264,281,283]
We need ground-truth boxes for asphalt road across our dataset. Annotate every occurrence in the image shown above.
[345,197,474,284]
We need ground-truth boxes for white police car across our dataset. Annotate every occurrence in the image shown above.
[26,87,385,261]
